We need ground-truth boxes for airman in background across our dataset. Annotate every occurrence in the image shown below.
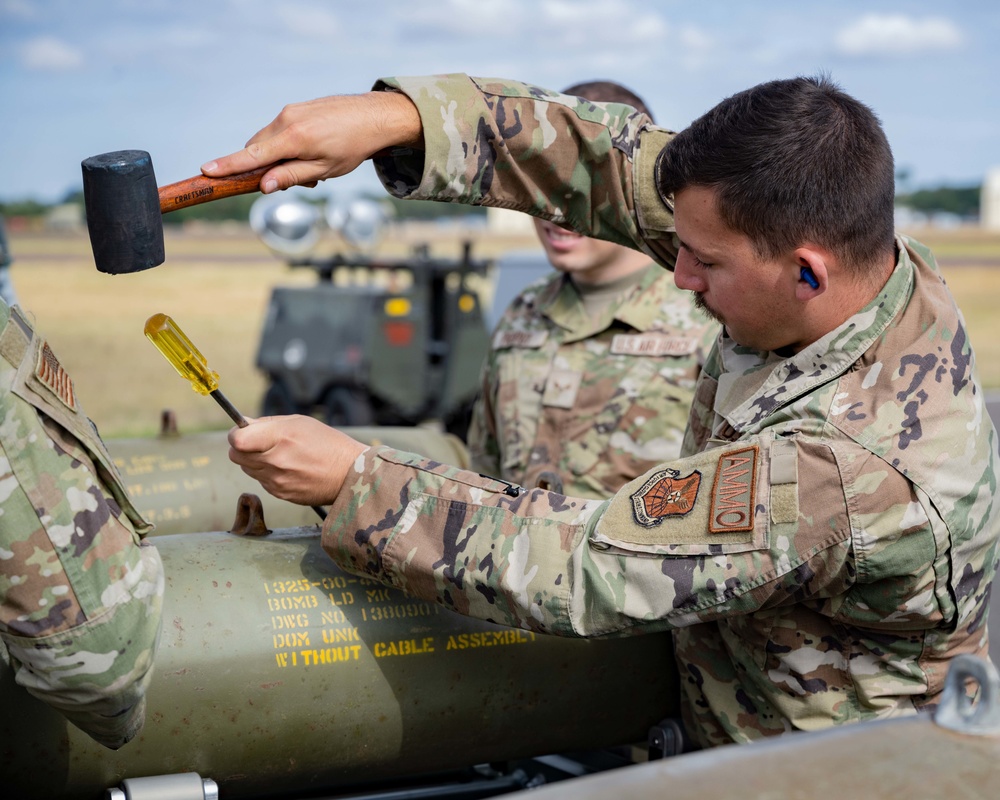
[468,81,717,499]
[0,297,163,749]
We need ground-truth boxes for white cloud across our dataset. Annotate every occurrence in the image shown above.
[401,0,525,37]
[398,0,668,50]
[0,0,35,20]
[276,3,342,40]
[20,36,84,71]
[158,27,218,49]
[675,24,715,70]
[835,13,963,57]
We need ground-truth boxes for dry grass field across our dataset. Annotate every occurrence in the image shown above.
[6,224,1000,439]
[7,224,539,438]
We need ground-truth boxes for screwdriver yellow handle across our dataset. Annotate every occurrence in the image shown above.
[144,313,326,521]
[144,313,220,396]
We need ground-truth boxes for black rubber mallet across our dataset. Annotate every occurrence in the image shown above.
[81,150,268,275]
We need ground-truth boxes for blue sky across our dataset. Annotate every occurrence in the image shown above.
[2,0,998,204]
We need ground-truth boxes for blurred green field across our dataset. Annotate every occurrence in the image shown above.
[7,225,1000,439]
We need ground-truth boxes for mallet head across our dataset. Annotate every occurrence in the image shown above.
[82,150,165,275]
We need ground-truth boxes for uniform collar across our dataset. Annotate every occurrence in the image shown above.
[537,263,665,342]
[714,236,914,431]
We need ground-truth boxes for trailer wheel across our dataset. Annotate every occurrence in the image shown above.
[261,380,297,416]
[324,386,374,427]
[443,399,475,442]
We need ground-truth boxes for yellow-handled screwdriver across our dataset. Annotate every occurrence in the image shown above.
[144,313,246,427]
[144,313,326,521]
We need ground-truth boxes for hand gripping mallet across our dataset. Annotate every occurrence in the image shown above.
[81,150,269,275]
[81,146,394,275]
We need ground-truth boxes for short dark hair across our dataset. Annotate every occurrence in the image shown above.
[563,80,654,123]
[657,75,895,275]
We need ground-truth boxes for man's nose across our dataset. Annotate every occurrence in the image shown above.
[673,250,706,292]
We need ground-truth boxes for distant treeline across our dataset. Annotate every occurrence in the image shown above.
[0,184,979,223]
[895,185,980,219]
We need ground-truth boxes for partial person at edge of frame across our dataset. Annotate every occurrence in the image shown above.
[0,295,164,749]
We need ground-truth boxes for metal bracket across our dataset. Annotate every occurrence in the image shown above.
[536,470,564,495]
[934,654,1000,736]
[158,408,179,437]
[229,493,272,537]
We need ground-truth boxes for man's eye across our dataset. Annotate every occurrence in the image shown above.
[688,250,712,269]
[678,241,712,269]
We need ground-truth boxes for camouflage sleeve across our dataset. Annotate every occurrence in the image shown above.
[465,353,502,478]
[0,315,163,750]
[323,426,941,638]
[372,74,679,267]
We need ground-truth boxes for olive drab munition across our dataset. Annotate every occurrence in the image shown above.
[0,526,680,799]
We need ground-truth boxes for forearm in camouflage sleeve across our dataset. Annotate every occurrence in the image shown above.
[322,431,946,641]
[372,74,678,263]
[323,446,606,634]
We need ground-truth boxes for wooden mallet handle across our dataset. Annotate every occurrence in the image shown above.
[158,167,271,213]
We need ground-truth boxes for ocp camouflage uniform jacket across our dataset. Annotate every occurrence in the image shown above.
[0,300,163,749]
[324,74,999,747]
[467,263,716,499]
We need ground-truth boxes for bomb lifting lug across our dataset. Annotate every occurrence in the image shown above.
[229,492,272,537]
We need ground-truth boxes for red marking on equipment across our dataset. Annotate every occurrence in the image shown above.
[384,321,414,346]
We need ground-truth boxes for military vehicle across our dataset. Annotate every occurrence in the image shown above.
[250,195,490,436]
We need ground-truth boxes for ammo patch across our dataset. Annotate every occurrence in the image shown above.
[493,330,548,350]
[709,445,758,533]
[36,341,76,410]
[630,468,702,527]
[610,333,698,357]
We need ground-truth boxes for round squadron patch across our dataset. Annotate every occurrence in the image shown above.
[630,468,702,527]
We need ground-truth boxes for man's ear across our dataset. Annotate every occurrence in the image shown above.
[793,247,827,300]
